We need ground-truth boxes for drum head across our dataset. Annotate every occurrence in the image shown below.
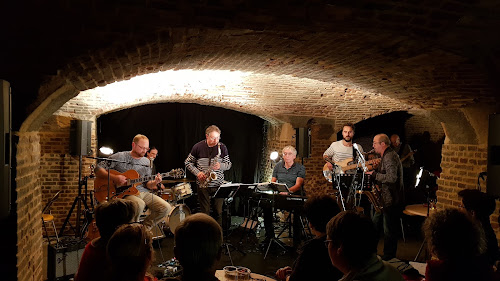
[166,204,191,234]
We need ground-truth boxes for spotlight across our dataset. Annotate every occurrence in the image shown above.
[270,151,279,161]
[99,146,114,156]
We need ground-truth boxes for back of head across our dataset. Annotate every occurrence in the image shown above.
[423,208,486,261]
[95,199,138,241]
[326,211,378,269]
[304,195,341,233]
[107,223,154,281]
[458,189,496,219]
[174,213,222,271]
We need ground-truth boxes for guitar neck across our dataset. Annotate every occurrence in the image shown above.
[342,159,379,172]
[128,172,172,185]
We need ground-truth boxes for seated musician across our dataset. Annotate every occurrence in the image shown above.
[94,134,172,230]
[263,145,305,247]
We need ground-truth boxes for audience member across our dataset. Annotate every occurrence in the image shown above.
[458,189,499,266]
[423,208,495,281]
[107,223,155,281]
[275,195,343,281]
[326,211,404,281]
[167,213,223,281]
[75,199,138,281]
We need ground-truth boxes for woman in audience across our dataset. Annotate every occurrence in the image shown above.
[423,208,495,281]
[107,223,156,281]
[275,195,343,281]
[458,188,499,265]
[75,199,138,281]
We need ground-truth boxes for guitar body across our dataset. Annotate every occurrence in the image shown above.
[94,169,140,202]
[323,158,381,182]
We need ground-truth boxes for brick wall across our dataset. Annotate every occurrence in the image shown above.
[16,132,43,281]
[406,114,445,143]
[438,144,500,240]
[39,116,96,237]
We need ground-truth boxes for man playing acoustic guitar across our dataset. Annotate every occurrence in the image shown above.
[95,134,172,230]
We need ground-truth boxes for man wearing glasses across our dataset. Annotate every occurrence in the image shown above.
[95,134,172,230]
[185,125,232,226]
[365,134,404,261]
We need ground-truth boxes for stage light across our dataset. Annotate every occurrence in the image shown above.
[99,146,113,155]
[270,151,279,161]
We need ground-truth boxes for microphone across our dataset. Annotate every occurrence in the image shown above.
[353,143,364,156]
[364,149,375,154]
[149,158,154,169]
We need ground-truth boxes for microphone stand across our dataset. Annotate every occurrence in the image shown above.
[350,144,367,209]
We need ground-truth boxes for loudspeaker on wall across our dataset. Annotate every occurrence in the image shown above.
[0,79,11,220]
[70,120,92,156]
[295,127,311,158]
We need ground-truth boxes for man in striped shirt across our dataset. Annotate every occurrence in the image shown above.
[185,125,232,225]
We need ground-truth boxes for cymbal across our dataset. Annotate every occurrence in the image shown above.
[161,178,195,184]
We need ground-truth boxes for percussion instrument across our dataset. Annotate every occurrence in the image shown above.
[172,182,193,200]
[158,189,175,202]
[157,204,191,234]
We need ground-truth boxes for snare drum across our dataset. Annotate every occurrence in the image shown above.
[173,183,193,200]
[160,204,191,234]
[158,189,174,202]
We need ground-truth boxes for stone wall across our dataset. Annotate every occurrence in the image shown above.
[16,132,43,281]
[39,116,96,237]
[438,144,500,240]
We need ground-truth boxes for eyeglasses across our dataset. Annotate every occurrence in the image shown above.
[136,143,150,151]
[372,142,382,145]
[324,239,333,248]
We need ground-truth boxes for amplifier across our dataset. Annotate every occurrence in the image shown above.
[47,237,87,281]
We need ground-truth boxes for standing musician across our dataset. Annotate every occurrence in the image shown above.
[263,146,305,247]
[185,125,232,225]
[94,134,172,230]
[390,134,416,196]
[323,123,364,173]
[365,134,404,261]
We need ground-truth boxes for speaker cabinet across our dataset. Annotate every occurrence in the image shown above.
[70,120,92,156]
[487,113,500,198]
[295,128,311,158]
[47,238,86,280]
[0,80,11,220]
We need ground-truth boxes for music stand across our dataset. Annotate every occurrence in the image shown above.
[213,183,246,265]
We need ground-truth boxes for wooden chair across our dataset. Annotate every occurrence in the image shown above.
[42,191,61,245]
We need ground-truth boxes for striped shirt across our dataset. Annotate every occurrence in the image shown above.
[184,140,232,189]
[323,140,358,163]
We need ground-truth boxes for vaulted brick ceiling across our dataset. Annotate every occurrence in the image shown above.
[2,0,499,128]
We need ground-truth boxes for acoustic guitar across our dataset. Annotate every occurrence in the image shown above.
[94,168,184,202]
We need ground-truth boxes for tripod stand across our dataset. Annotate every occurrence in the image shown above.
[59,155,94,238]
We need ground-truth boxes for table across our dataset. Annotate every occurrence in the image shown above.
[404,203,437,217]
[216,269,276,281]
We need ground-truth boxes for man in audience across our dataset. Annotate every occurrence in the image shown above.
[75,199,138,281]
[167,213,223,281]
[423,208,495,281]
[458,189,499,266]
[326,211,404,281]
[275,195,343,281]
[107,223,155,281]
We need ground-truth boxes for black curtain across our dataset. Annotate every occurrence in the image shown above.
[96,103,265,184]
